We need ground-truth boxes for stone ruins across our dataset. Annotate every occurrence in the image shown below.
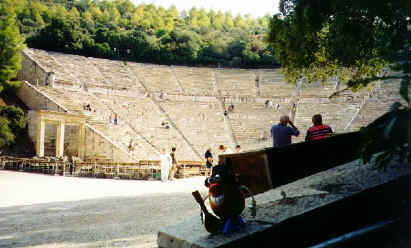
[16,48,406,162]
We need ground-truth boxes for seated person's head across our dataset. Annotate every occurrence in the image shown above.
[312,114,323,126]
[218,145,225,152]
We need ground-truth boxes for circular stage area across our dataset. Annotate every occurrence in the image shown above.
[0,170,207,248]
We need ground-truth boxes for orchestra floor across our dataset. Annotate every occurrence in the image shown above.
[0,170,207,248]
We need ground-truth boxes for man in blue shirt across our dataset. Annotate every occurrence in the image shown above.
[271,115,300,147]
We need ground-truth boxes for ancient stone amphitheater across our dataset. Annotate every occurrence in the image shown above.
[16,48,405,163]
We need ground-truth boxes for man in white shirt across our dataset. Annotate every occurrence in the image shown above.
[160,148,172,182]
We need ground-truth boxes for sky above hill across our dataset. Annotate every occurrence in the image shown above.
[131,0,280,17]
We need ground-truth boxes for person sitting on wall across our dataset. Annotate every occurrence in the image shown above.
[270,115,300,147]
[218,144,233,154]
[235,145,242,153]
[305,114,333,142]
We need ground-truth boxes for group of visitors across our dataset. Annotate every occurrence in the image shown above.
[265,100,281,112]
[160,147,178,182]
[224,104,235,117]
[158,114,332,181]
[83,103,92,111]
[161,121,170,129]
[270,114,333,147]
[204,144,242,169]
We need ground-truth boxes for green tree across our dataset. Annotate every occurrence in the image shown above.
[208,10,216,26]
[114,0,134,16]
[212,11,224,30]
[28,12,84,52]
[198,8,210,28]
[130,3,145,27]
[0,0,25,91]
[0,1,26,148]
[224,12,234,29]
[234,14,246,28]
[15,0,276,67]
[0,118,14,148]
[168,5,178,20]
[0,106,26,135]
[268,0,411,163]
[188,7,199,27]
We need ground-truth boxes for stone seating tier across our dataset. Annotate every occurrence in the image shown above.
[217,69,258,97]
[37,86,84,114]
[51,53,109,88]
[300,80,338,98]
[171,66,216,96]
[96,93,199,161]
[293,98,362,142]
[22,49,407,162]
[159,99,233,159]
[227,101,292,150]
[26,49,76,85]
[129,63,183,95]
[38,86,158,160]
[348,75,409,131]
[89,58,144,92]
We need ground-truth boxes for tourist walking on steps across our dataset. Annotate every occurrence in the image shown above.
[114,113,118,125]
[169,147,178,180]
[271,115,300,147]
[160,148,172,182]
[305,114,333,142]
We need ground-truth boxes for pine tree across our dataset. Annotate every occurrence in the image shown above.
[213,11,224,30]
[0,0,26,148]
[0,0,25,91]
[224,12,234,29]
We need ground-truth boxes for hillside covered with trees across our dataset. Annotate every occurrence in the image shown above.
[15,0,278,67]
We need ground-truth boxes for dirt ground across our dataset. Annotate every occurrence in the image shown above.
[0,171,207,248]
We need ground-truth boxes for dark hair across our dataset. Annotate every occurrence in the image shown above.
[219,145,224,150]
[312,114,323,126]
[171,147,176,152]
[236,145,241,149]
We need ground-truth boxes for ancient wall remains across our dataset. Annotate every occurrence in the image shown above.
[84,126,135,162]
[17,81,67,112]
[18,52,48,86]
[44,122,56,156]
[64,125,79,157]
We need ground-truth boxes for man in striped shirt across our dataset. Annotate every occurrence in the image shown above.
[305,114,333,141]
